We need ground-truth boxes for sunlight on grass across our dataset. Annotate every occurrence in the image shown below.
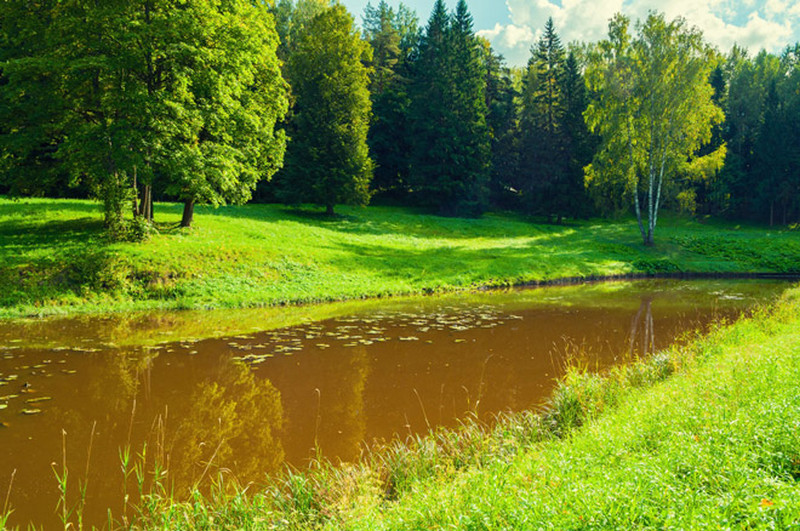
[1,197,798,319]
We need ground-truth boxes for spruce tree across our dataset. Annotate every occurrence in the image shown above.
[363,2,418,197]
[409,0,490,217]
[481,41,519,209]
[559,52,593,219]
[519,18,569,222]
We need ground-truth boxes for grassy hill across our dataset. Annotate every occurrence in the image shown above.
[1,197,798,319]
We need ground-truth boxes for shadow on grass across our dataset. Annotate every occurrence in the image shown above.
[199,202,614,242]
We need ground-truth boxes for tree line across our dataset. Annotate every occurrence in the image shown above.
[1,0,799,244]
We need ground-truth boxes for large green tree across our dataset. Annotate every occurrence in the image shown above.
[0,0,70,199]
[480,40,518,209]
[0,0,288,233]
[362,1,418,197]
[278,4,373,215]
[519,19,567,221]
[586,13,724,245]
[409,0,490,217]
[712,46,800,225]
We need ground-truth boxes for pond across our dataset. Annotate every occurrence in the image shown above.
[0,279,790,528]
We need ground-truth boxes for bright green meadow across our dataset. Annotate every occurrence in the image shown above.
[1,197,798,319]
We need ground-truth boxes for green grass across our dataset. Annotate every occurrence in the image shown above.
[1,197,799,319]
[92,283,800,530]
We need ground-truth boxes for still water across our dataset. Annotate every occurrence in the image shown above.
[0,279,790,528]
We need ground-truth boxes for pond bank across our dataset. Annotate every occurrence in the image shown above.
[103,283,800,529]
[1,198,799,320]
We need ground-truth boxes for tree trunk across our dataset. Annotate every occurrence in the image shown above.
[628,120,646,244]
[770,201,774,227]
[131,168,140,218]
[181,198,195,228]
[326,203,335,216]
[144,185,153,222]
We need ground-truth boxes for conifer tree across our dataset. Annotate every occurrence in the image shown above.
[519,18,570,221]
[409,0,490,216]
[481,41,519,209]
[558,51,593,219]
[362,1,418,196]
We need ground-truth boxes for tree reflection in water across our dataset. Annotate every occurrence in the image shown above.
[629,296,656,358]
[166,355,284,495]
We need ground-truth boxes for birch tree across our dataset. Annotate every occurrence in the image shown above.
[585,13,723,245]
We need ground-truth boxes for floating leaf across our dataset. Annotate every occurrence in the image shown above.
[25,396,52,404]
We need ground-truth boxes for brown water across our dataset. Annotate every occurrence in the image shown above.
[0,279,790,528]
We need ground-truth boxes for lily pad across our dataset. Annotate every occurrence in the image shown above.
[25,396,52,404]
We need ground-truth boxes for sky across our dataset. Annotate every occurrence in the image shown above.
[339,0,800,66]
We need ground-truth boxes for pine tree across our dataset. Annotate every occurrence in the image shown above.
[279,5,373,215]
[558,51,593,219]
[481,40,519,209]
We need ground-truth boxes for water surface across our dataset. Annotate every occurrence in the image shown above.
[0,279,789,528]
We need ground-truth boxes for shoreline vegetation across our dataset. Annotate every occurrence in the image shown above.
[1,197,799,321]
[7,282,797,529]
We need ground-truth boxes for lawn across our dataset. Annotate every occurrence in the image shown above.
[1,197,798,319]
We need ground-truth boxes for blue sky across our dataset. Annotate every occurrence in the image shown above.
[339,0,800,66]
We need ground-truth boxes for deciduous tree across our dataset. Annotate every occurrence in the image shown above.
[586,13,724,245]
[0,0,289,233]
[279,5,373,215]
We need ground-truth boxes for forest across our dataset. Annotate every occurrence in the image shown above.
[1,0,799,245]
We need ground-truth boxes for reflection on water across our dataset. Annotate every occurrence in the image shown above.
[630,296,656,357]
[0,279,789,528]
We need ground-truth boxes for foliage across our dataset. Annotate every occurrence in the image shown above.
[0,0,289,233]
[518,19,591,223]
[362,1,419,197]
[481,40,520,210]
[714,45,800,225]
[586,13,724,245]
[278,5,374,215]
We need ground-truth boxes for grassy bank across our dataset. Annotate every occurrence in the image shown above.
[1,197,799,319]
[92,283,800,529]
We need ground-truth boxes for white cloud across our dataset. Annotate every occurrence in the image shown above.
[477,23,536,64]
[478,0,800,66]
[764,0,788,16]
